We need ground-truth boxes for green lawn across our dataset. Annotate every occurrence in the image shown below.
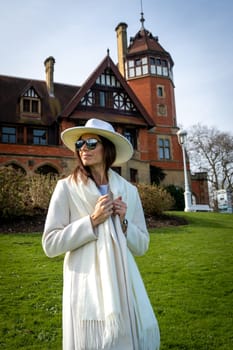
[0,212,232,349]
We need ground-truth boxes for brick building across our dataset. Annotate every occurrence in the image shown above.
[0,15,209,205]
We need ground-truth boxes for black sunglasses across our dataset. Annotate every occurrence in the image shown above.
[75,138,102,151]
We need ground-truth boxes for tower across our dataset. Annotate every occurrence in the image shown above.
[116,14,181,186]
[117,13,177,129]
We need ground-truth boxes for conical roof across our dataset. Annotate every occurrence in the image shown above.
[127,13,174,66]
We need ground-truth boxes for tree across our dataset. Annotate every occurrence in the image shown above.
[165,185,185,211]
[150,165,166,185]
[186,124,233,207]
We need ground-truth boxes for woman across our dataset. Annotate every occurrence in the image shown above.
[42,118,160,350]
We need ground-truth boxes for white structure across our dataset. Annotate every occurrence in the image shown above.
[177,130,193,212]
[191,204,212,212]
[216,189,233,213]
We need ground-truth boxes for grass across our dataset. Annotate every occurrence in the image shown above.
[0,235,63,349]
[0,212,232,349]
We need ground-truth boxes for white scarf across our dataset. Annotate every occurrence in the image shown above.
[68,170,160,350]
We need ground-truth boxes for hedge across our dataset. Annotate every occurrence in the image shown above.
[0,167,174,219]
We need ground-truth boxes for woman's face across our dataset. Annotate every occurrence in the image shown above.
[78,133,104,168]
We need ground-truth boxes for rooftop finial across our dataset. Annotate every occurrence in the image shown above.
[140,0,145,29]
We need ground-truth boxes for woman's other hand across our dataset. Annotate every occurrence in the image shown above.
[91,194,113,227]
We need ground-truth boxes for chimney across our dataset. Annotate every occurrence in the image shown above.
[44,56,55,96]
[115,23,128,77]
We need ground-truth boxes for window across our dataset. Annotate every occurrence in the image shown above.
[157,85,165,98]
[32,100,39,113]
[159,138,171,160]
[127,56,173,79]
[123,128,137,149]
[20,87,41,116]
[22,98,39,113]
[96,69,120,87]
[150,57,156,74]
[1,127,16,143]
[32,129,47,145]
[127,57,148,78]
[99,91,105,107]
[130,168,138,183]
[33,129,47,145]
[23,99,30,112]
[80,88,137,112]
[6,163,26,174]
[80,67,137,112]
[35,165,59,175]
[96,91,113,108]
[149,57,171,78]
[162,60,168,76]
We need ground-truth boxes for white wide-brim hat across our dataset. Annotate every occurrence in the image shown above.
[61,118,134,165]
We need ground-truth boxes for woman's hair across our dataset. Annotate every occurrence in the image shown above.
[71,135,116,184]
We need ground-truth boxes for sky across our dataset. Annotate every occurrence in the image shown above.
[1,0,233,134]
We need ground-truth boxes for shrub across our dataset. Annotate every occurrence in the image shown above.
[136,183,174,216]
[0,167,58,219]
[165,184,185,211]
[0,166,28,218]
[27,173,58,210]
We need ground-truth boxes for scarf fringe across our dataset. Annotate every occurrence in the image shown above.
[103,312,126,348]
[75,313,125,350]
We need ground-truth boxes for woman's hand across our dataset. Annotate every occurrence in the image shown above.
[91,194,113,228]
[113,196,127,222]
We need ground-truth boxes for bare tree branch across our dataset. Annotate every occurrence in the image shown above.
[186,124,233,193]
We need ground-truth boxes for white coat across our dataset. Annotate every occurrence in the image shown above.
[42,169,160,350]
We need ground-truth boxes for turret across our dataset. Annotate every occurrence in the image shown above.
[117,13,177,127]
[125,13,174,82]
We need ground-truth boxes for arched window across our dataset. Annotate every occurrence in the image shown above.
[6,163,26,174]
[35,165,59,176]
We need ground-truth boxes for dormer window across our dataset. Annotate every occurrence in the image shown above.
[23,99,39,113]
[20,87,41,118]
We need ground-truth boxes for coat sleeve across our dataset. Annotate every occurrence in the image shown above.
[126,187,150,257]
[42,179,97,258]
